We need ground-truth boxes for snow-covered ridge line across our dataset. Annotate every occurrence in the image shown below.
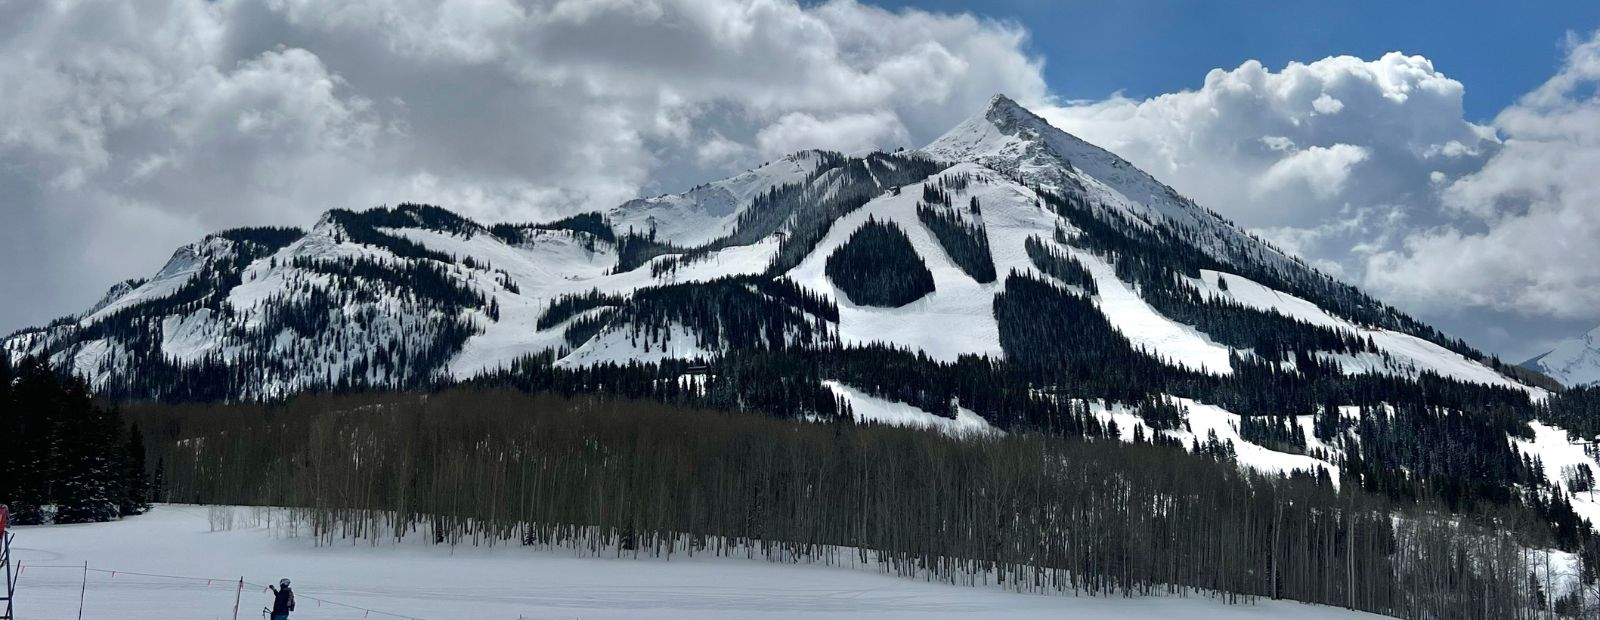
[1187,269,1540,396]
[1529,324,1600,387]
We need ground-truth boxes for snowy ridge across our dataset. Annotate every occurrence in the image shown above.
[607,150,829,246]
[1528,324,1600,387]
[80,278,147,319]
[80,237,234,325]
[923,95,1303,279]
[1188,269,1541,395]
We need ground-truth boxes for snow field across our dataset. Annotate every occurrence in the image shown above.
[607,151,826,247]
[1514,421,1600,526]
[1189,269,1538,394]
[9,505,1387,620]
[1533,324,1600,387]
[1089,398,1340,485]
[822,380,996,437]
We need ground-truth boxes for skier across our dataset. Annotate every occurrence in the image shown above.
[267,578,295,620]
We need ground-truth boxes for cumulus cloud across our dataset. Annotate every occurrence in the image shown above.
[0,0,1048,331]
[1033,37,1600,358]
[1366,31,1600,321]
[1255,143,1370,200]
[755,111,909,159]
[1039,52,1497,274]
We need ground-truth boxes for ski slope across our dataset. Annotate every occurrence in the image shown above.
[1089,398,1340,485]
[785,163,1232,373]
[1189,269,1537,394]
[1514,421,1600,526]
[9,506,1387,620]
[823,380,995,437]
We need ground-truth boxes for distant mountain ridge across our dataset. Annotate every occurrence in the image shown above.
[1527,324,1600,387]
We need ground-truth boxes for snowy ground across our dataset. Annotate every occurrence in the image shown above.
[1087,398,1340,485]
[823,380,995,437]
[8,506,1388,620]
[1516,421,1600,526]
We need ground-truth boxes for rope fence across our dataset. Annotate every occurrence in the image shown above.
[13,561,452,620]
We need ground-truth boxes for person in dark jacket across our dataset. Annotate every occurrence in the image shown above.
[268,578,295,620]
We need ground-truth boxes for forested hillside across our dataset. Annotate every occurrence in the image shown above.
[130,388,1569,620]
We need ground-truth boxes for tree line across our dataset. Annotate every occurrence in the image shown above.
[917,176,996,284]
[128,387,1573,619]
[0,356,153,524]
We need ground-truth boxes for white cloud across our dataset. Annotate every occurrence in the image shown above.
[0,0,1048,331]
[1312,93,1345,115]
[1255,143,1369,200]
[755,111,909,159]
[1040,52,1495,232]
[1366,31,1600,320]
[1029,45,1600,357]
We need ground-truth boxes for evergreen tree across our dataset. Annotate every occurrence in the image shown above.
[54,380,124,524]
[0,357,136,524]
[825,217,935,307]
[120,421,152,516]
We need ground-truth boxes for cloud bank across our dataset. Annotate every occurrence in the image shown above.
[1040,39,1600,357]
[1367,33,1600,321]
[1040,52,1499,278]
[0,0,1048,331]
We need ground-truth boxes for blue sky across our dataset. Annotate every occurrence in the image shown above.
[865,0,1600,122]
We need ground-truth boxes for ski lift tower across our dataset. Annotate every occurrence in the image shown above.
[1,504,14,620]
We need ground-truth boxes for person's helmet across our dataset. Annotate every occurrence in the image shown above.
[279,578,291,589]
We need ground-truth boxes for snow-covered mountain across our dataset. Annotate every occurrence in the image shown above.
[23,93,1600,521]
[3,95,1531,401]
[1528,324,1600,387]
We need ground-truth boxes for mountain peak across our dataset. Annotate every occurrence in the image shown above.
[923,92,1324,304]
[985,92,1022,110]
[983,93,1040,124]
[1528,323,1600,387]
[924,94,1169,211]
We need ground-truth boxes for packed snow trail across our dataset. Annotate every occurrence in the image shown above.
[8,506,1388,620]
